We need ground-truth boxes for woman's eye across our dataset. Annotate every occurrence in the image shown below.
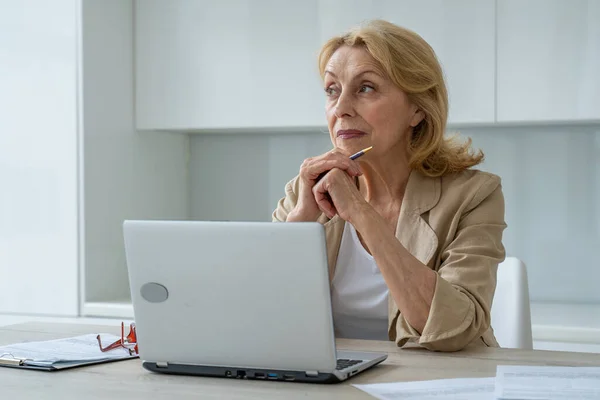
[359,85,375,93]
[325,86,338,96]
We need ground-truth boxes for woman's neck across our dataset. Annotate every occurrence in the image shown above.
[357,147,411,207]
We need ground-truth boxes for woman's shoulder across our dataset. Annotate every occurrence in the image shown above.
[441,168,501,189]
[438,169,503,212]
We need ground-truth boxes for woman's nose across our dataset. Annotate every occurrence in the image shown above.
[334,93,355,118]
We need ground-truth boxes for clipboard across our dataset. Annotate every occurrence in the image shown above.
[0,333,138,371]
[0,353,137,371]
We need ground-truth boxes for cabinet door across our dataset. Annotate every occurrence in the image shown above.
[0,0,79,315]
[497,0,600,122]
[135,0,324,130]
[318,0,496,125]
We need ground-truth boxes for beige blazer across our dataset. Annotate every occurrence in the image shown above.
[273,168,507,352]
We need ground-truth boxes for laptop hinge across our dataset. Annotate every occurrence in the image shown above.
[305,370,319,377]
[156,362,168,368]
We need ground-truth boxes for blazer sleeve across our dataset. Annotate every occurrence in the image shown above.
[272,176,331,225]
[272,177,300,222]
[394,175,507,351]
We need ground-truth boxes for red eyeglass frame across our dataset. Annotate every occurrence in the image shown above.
[96,322,138,355]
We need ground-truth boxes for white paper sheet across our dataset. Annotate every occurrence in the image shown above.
[353,377,495,400]
[495,365,600,400]
[0,333,135,367]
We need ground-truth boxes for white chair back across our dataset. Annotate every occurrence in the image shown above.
[491,257,533,349]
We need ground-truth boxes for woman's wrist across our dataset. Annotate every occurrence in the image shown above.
[286,205,321,222]
[348,202,381,232]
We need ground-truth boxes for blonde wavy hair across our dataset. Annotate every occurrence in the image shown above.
[318,20,483,177]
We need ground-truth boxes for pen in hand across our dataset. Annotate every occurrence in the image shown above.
[316,146,373,182]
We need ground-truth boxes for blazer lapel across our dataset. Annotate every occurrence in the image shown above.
[395,170,441,267]
[388,170,441,327]
[324,215,344,282]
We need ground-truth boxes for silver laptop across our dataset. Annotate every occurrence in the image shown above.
[123,220,387,383]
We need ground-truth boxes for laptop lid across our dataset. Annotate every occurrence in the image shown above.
[123,220,338,373]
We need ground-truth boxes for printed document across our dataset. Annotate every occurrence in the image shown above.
[495,365,600,400]
[0,333,136,369]
[353,377,495,400]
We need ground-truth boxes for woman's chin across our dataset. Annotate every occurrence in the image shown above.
[335,138,371,154]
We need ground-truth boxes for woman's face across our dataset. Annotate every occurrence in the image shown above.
[324,45,423,158]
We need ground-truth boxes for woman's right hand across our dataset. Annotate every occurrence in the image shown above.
[287,150,363,222]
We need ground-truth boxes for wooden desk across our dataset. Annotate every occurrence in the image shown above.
[1,322,599,399]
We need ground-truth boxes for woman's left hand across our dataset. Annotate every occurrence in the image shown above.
[312,168,370,223]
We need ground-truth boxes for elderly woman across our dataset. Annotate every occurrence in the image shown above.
[273,20,506,352]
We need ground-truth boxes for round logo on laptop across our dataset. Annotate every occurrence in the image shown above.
[140,282,169,303]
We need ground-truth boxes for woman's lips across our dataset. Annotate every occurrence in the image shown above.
[337,129,367,139]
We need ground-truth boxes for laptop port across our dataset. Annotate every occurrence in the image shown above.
[283,374,295,381]
[254,372,265,379]
[225,370,232,377]
[236,370,246,378]
[267,373,278,379]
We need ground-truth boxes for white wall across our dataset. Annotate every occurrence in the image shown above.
[190,125,600,304]
[466,125,600,303]
[0,0,79,315]
[82,0,189,305]
[190,132,331,222]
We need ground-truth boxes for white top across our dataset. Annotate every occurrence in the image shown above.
[331,222,390,340]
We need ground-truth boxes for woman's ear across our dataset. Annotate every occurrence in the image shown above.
[410,108,425,127]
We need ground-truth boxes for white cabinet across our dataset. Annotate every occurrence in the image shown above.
[0,0,79,316]
[319,0,496,125]
[135,0,325,131]
[497,0,600,122]
[135,0,495,131]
